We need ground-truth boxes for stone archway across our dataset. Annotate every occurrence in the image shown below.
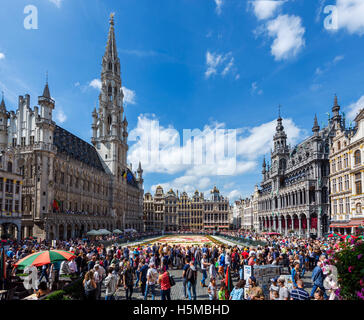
[67,224,72,240]
[59,224,65,241]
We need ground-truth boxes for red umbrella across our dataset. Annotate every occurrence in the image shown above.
[15,250,76,268]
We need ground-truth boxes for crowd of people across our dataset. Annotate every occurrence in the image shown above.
[0,229,354,300]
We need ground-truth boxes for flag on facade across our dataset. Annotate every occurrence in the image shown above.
[52,200,60,212]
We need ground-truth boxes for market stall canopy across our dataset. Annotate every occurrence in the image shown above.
[86,230,100,236]
[124,228,137,233]
[97,229,111,235]
[112,229,123,234]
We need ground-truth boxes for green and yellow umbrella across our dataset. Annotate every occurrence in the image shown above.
[14,250,76,268]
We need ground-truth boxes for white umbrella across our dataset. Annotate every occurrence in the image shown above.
[113,229,123,234]
[97,229,111,235]
[87,230,100,236]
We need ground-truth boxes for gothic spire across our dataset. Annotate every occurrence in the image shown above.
[0,91,6,112]
[42,71,50,98]
[276,105,284,132]
[312,114,320,133]
[332,94,340,113]
[104,13,118,62]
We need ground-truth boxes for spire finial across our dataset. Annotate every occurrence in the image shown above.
[46,71,48,85]
[334,94,338,107]
[110,12,115,26]
[278,104,281,118]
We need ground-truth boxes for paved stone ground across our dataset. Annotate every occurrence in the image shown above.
[100,235,314,300]
[100,266,314,300]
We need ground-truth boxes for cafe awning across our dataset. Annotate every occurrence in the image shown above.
[330,219,364,228]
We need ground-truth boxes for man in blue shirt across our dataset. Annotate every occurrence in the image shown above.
[290,279,310,300]
[139,259,149,297]
[310,261,328,299]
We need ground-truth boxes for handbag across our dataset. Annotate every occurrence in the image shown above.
[169,274,176,286]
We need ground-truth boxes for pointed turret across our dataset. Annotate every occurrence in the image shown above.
[42,82,51,99]
[312,114,320,133]
[38,77,55,120]
[331,94,342,130]
[0,92,6,113]
[273,105,288,154]
[262,156,266,174]
[0,92,9,148]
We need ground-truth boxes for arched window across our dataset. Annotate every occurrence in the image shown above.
[355,150,361,165]
[356,203,362,214]
[108,62,112,70]
[108,85,112,95]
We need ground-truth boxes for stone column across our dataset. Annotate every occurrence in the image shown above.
[307,214,310,238]
[279,216,282,234]
[24,225,29,238]
[71,224,75,239]
[63,224,67,240]
[12,180,16,216]
[284,216,288,236]
[298,215,302,237]
[2,178,6,211]
[317,209,322,238]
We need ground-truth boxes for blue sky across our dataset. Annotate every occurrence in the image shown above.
[1,0,364,201]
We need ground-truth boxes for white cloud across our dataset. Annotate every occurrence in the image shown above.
[88,79,136,105]
[122,87,136,105]
[236,118,303,160]
[215,0,223,15]
[335,0,364,35]
[205,51,238,79]
[227,189,241,201]
[0,53,5,60]
[266,14,306,61]
[251,0,285,20]
[128,114,303,177]
[54,107,67,124]
[48,0,62,8]
[315,55,344,75]
[347,95,364,120]
[89,78,101,90]
[251,82,263,95]
[136,114,304,202]
[74,82,80,87]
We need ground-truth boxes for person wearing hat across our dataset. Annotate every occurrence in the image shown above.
[247,276,264,300]
[269,277,279,300]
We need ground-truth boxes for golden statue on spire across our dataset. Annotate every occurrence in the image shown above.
[110,12,115,25]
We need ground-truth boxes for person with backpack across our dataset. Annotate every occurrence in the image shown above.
[186,260,197,300]
[182,257,190,299]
